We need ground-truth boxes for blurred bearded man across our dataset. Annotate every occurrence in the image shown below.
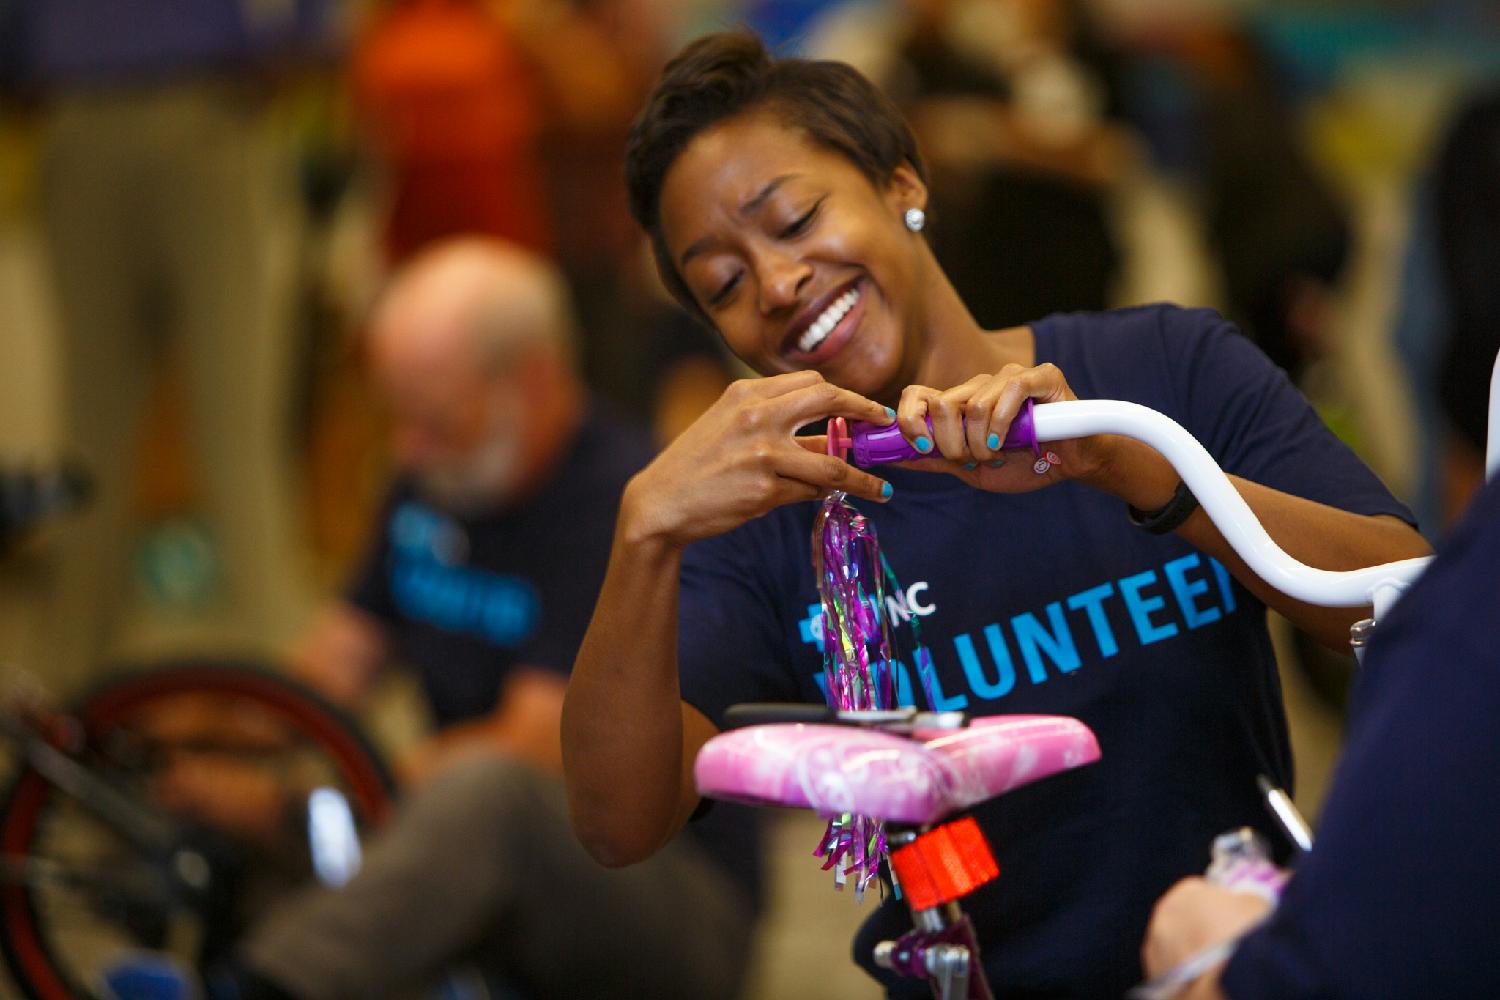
[294,236,610,742]
[133,237,761,1000]
[368,239,564,516]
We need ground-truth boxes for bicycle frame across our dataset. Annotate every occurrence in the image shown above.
[871,812,1014,1000]
[0,661,395,1000]
[0,712,179,862]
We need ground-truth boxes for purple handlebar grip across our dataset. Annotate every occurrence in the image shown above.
[848,398,1038,467]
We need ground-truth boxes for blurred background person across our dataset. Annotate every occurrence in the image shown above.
[805,0,1133,327]
[140,236,761,1000]
[349,0,553,264]
[1391,81,1500,538]
[0,0,341,693]
[345,0,718,426]
[1155,20,1354,387]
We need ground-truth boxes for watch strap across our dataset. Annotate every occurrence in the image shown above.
[1127,480,1199,535]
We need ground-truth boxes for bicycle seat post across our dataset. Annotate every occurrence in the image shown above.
[874,821,997,1000]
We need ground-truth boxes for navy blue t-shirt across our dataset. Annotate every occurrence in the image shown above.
[347,403,763,905]
[1222,474,1500,1000]
[348,405,654,727]
[677,305,1413,998]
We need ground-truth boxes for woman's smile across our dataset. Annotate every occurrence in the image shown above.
[781,278,865,364]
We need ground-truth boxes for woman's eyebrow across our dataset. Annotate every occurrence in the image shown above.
[740,173,797,215]
[679,174,802,269]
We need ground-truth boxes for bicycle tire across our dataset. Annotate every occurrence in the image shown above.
[0,658,396,1000]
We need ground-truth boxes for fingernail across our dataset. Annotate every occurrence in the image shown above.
[914,435,932,453]
[963,462,977,470]
[986,433,1001,450]
[884,406,896,421]
[881,482,894,500]
[987,458,1007,469]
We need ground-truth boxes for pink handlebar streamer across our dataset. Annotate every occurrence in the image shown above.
[809,474,940,897]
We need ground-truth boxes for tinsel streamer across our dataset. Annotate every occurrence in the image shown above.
[809,489,935,898]
[881,551,940,711]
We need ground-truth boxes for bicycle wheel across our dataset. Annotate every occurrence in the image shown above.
[0,658,396,1000]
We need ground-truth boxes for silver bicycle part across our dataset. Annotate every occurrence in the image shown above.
[307,786,363,888]
[1348,617,1377,665]
[872,938,974,1000]
[840,709,968,732]
[914,903,959,933]
[926,944,971,1000]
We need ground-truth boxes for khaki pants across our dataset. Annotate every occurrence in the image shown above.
[37,79,308,691]
[241,754,756,1000]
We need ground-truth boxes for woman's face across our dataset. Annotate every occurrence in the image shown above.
[658,110,929,399]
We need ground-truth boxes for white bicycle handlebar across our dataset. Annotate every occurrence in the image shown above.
[1030,400,1431,611]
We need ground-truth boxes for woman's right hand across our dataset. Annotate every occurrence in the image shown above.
[621,371,894,547]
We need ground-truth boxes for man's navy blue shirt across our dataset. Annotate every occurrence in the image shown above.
[348,405,651,728]
[349,403,762,906]
[1224,472,1500,999]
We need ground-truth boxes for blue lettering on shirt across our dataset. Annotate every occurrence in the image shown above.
[801,555,1242,710]
[1163,553,1222,629]
[1120,570,1180,645]
[798,603,823,647]
[1013,601,1082,682]
[387,502,540,648]
[797,579,940,654]
[919,643,970,711]
[1066,583,1119,657]
[955,625,1016,699]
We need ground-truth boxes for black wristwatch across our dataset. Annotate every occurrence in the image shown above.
[1127,480,1199,535]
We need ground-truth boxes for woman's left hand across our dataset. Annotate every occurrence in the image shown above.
[893,362,1115,493]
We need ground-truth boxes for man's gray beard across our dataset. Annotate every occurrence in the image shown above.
[416,428,523,517]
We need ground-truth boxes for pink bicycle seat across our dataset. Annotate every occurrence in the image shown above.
[694,715,1100,825]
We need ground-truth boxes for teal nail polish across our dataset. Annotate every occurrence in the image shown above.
[881,482,894,499]
[914,435,932,453]
[986,433,1001,450]
[884,406,896,420]
[988,458,1007,469]
[963,462,977,470]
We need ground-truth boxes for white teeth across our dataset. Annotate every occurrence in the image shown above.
[797,288,860,353]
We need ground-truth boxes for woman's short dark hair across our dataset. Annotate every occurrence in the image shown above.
[625,29,926,322]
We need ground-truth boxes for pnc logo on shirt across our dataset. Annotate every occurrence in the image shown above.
[797,580,937,647]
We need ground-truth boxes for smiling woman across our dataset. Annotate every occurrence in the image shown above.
[560,28,1432,1000]
[659,117,922,397]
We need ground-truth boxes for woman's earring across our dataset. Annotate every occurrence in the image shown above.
[904,207,926,233]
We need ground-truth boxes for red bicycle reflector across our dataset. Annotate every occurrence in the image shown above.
[889,816,999,911]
